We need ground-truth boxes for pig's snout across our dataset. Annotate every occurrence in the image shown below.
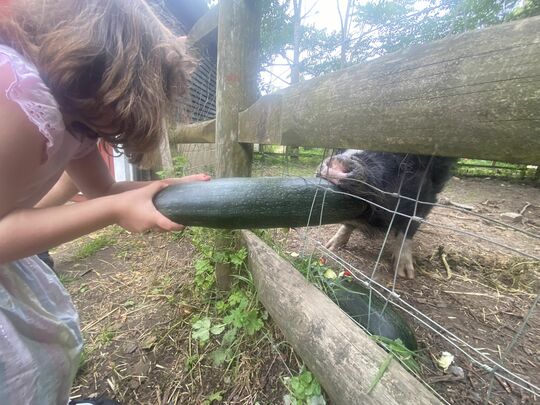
[318,156,352,185]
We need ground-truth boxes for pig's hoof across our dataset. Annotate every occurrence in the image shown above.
[394,255,415,279]
[325,236,347,251]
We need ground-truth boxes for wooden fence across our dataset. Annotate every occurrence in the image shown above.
[173,2,540,403]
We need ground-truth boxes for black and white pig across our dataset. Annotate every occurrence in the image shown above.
[318,150,456,279]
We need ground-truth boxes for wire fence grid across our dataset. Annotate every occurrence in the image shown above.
[167,3,539,398]
[173,139,538,404]
[289,149,540,405]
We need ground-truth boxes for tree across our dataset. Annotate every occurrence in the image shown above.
[346,0,539,63]
[259,0,341,91]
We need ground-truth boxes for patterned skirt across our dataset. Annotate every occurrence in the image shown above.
[0,256,82,405]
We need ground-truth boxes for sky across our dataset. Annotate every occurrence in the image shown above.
[206,1,374,90]
[262,0,352,91]
[303,0,346,31]
[259,0,429,90]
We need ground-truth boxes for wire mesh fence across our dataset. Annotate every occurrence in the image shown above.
[255,148,539,404]
[162,1,539,399]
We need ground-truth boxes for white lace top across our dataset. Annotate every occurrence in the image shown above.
[0,44,96,207]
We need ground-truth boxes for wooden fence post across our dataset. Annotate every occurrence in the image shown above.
[214,0,261,289]
[241,230,442,404]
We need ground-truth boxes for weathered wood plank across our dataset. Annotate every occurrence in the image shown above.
[215,0,260,177]
[239,16,540,164]
[187,5,219,46]
[241,230,441,405]
[214,0,261,289]
[170,120,215,144]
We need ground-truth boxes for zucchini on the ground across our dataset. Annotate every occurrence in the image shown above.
[329,279,418,351]
[154,177,366,229]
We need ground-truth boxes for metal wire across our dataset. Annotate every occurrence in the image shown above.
[305,234,540,397]
[296,150,539,403]
[308,184,540,261]
[315,170,540,240]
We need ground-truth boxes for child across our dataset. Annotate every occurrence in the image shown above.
[36,172,80,270]
[0,0,210,403]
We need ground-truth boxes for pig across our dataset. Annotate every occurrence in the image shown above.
[318,150,456,279]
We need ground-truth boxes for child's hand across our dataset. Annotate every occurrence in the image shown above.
[112,181,181,233]
[112,174,211,233]
[161,173,211,186]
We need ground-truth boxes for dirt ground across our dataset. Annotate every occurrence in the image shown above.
[56,230,297,404]
[54,177,539,404]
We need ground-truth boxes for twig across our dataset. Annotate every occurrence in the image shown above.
[519,202,531,216]
[78,268,94,278]
[426,375,465,383]
[438,197,475,211]
[81,307,120,332]
[495,374,512,393]
[441,252,452,280]
[443,291,506,299]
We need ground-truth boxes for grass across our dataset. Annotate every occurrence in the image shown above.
[73,234,116,260]
[62,225,314,403]
[451,159,537,181]
[252,149,326,178]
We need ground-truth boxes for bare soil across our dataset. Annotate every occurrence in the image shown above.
[55,230,295,405]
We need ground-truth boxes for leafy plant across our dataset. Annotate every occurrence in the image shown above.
[283,368,325,405]
[187,228,267,374]
[191,317,226,345]
[223,290,264,335]
[202,391,224,405]
[156,155,188,179]
[97,328,116,345]
[184,354,200,373]
[194,257,215,291]
[373,336,420,373]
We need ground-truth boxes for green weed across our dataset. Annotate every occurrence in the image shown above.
[187,228,266,370]
[57,273,76,285]
[283,368,325,405]
[74,235,115,260]
[202,391,224,405]
[156,155,189,179]
[97,327,116,345]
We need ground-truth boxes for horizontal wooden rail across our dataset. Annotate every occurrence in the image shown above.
[170,119,215,144]
[236,16,540,164]
[187,5,219,45]
[172,17,540,164]
[241,230,441,405]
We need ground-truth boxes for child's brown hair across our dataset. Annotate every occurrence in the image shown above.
[0,0,193,163]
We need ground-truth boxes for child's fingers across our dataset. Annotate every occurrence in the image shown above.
[154,211,184,232]
[163,174,211,185]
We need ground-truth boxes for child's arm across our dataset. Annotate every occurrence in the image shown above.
[34,172,80,208]
[0,72,185,264]
[65,147,210,198]
[0,181,182,264]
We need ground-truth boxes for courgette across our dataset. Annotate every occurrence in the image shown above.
[329,279,418,351]
[154,177,366,229]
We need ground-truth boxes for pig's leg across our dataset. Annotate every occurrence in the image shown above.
[325,223,355,251]
[392,231,415,279]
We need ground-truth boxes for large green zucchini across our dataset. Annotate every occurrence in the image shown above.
[154,177,366,229]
